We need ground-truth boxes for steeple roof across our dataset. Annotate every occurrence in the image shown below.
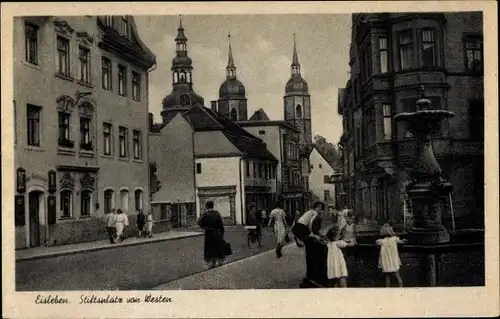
[292,33,300,67]
[227,34,235,68]
[175,15,187,42]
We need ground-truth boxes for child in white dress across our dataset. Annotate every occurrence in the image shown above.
[325,226,355,287]
[376,223,406,287]
[146,211,154,238]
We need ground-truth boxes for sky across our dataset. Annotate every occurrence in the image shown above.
[135,14,351,143]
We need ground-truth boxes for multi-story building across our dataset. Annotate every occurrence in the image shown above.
[338,12,484,227]
[239,109,304,217]
[14,16,156,248]
[149,19,277,226]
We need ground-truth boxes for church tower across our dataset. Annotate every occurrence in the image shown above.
[161,16,204,124]
[283,34,312,153]
[217,34,247,121]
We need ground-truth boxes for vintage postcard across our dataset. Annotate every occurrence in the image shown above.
[1,1,498,318]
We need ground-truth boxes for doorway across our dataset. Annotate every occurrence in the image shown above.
[28,191,42,247]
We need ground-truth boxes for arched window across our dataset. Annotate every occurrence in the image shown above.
[104,189,114,214]
[80,190,92,216]
[187,72,192,83]
[173,72,178,84]
[134,189,143,211]
[120,189,129,213]
[230,108,238,121]
[60,190,73,218]
[179,72,186,83]
[296,104,302,118]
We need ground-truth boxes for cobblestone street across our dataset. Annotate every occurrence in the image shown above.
[16,228,278,291]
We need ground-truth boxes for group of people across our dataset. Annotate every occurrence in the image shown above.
[104,209,154,244]
[197,199,405,287]
[293,206,405,288]
[265,202,405,288]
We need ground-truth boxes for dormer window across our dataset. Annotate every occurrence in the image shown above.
[104,16,113,28]
[119,16,129,38]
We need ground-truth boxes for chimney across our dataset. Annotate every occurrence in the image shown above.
[148,113,154,132]
[210,100,217,112]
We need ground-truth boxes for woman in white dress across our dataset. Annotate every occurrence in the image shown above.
[268,201,288,258]
[376,223,406,287]
[114,209,129,243]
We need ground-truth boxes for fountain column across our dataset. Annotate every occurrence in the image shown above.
[394,89,455,244]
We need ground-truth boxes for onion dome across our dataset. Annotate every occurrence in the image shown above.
[219,34,246,99]
[285,33,309,94]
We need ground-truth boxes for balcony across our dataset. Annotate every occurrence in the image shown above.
[244,177,274,189]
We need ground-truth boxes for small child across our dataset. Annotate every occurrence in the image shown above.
[339,212,357,245]
[325,226,355,288]
[145,211,154,238]
[376,223,405,287]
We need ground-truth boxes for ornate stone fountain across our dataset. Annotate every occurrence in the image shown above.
[394,87,455,244]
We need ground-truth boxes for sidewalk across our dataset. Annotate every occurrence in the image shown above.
[16,230,202,262]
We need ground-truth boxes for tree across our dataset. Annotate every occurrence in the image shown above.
[313,134,342,171]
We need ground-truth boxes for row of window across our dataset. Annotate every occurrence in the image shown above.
[243,161,277,180]
[103,123,142,160]
[102,189,143,215]
[26,104,143,160]
[24,22,142,101]
[356,30,483,88]
[60,189,143,218]
[350,98,484,157]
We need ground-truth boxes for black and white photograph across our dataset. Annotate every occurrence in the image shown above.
[2,2,498,318]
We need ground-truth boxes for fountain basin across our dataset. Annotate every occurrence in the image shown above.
[300,230,484,288]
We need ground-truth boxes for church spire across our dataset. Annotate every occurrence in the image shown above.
[291,33,301,76]
[226,33,237,79]
[175,15,188,53]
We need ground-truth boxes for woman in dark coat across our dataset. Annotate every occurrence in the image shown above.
[198,201,225,268]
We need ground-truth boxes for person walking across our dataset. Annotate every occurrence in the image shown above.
[104,209,117,244]
[136,209,146,238]
[268,201,288,258]
[114,209,129,243]
[246,203,262,248]
[198,201,226,268]
[146,210,154,238]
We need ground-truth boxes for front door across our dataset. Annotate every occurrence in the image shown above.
[28,191,41,247]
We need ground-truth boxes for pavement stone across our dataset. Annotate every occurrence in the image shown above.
[153,243,306,290]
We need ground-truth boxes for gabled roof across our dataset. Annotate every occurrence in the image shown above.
[183,105,277,162]
[312,145,335,170]
[249,108,270,121]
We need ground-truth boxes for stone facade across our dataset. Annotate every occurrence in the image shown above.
[14,16,155,248]
[338,12,484,228]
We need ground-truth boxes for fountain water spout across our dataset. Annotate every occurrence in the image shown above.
[394,87,455,244]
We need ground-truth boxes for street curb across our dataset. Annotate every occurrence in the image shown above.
[16,232,204,262]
